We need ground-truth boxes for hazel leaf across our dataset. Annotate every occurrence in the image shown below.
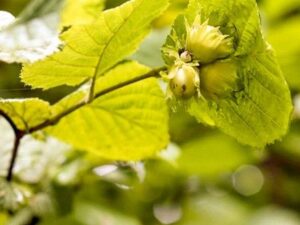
[48,62,169,160]
[163,0,292,147]
[21,0,169,89]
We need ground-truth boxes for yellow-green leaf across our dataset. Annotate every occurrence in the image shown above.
[21,0,169,89]
[189,50,293,147]
[0,99,50,131]
[48,62,169,160]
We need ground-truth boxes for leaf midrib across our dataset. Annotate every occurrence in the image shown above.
[93,0,143,78]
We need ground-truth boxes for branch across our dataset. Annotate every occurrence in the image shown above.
[94,67,163,98]
[6,132,23,181]
[0,110,19,135]
[0,110,25,182]
[0,67,165,182]
[28,67,165,133]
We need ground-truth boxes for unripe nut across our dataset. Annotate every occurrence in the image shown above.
[200,61,237,99]
[186,16,233,64]
[169,64,200,99]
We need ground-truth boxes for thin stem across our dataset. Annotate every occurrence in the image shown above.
[94,67,163,99]
[6,132,23,182]
[0,110,24,182]
[28,67,165,133]
[0,110,19,135]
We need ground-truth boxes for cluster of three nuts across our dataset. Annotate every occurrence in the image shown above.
[169,16,236,99]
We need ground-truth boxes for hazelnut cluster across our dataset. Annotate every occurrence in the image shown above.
[168,16,236,99]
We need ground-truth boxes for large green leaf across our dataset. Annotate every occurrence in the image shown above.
[21,0,169,89]
[188,50,292,148]
[163,0,292,147]
[0,99,50,131]
[48,62,169,160]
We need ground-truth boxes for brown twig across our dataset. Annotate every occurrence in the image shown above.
[0,110,25,182]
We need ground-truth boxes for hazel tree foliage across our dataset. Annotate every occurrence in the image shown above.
[0,0,292,208]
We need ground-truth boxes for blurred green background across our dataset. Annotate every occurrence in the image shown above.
[0,0,300,224]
